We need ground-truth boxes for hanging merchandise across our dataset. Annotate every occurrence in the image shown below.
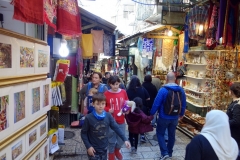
[179,33,184,64]
[155,39,162,55]
[137,37,143,53]
[57,0,82,35]
[142,38,154,58]
[172,46,178,72]
[216,0,227,42]
[184,15,189,53]
[91,30,104,53]
[71,76,78,113]
[162,39,174,69]
[67,55,77,76]
[103,34,115,56]
[44,0,57,29]
[81,34,93,59]
[53,59,70,82]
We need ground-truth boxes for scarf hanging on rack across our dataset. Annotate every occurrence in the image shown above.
[57,0,81,36]
[81,34,93,59]
[216,0,227,41]
[44,0,57,29]
[184,15,189,53]
[103,34,115,56]
[91,30,104,53]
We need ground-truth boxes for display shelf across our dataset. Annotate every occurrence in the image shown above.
[177,126,194,138]
[186,100,207,108]
[184,75,205,80]
[185,93,201,100]
[183,87,206,94]
[184,62,207,65]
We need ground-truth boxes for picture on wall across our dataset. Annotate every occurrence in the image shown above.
[35,153,40,160]
[40,122,46,136]
[14,91,25,123]
[0,95,8,132]
[38,50,48,67]
[43,84,49,107]
[0,43,11,68]
[20,46,34,68]
[0,154,6,160]
[44,145,48,160]
[29,129,37,146]
[12,141,22,160]
[32,87,40,114]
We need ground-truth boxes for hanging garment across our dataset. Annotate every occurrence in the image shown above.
[57,0,81,36]
[67,55,77,76]
[155,39,162,55]
[103,34,115,56]
[137,37,143,53]
[81,34,93,59]
[91,30,104,53]
[184,15,189,53]
[216,0,227,41]
[44,0,57,29]
[12,0,44,24]
[142,38,154,58]
[206,5,218,48]
[162,39,174,69]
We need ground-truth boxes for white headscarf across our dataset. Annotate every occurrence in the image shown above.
[201,110,238,160]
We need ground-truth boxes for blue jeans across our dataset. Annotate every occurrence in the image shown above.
[156,117,178,156]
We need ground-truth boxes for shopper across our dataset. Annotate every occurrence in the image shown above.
[83,88,98,114]
[80,72,108,100]
[104,76,129,160]
[126,77,150,142]
[81,93,131,160]
[102,72,110,84]
[150,72,186,160]
[125,97,153,153]
[185,110,238,160]
[227,82,240,159]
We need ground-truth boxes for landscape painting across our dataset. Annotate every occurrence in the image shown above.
[20,46,34,68]
[38,50,48,67]
[0,43,11,68]
[32,87,40,114]
[40,122,46,136]
[29,129,37,146]
[12,141,22,160]
[14,91,25,123]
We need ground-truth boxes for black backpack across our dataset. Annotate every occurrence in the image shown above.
[163,86,182,116]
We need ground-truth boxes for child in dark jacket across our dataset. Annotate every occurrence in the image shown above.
[125,97,154,153]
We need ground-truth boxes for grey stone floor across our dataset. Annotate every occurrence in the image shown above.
[53,127,190,160]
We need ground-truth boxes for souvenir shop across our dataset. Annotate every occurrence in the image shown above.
[119,0,240,138]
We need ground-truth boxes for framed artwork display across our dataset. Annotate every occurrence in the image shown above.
[11,136,26,160]
[25,125,39,151]
[41,78,51,113]
[34,44,50,74]
[11,84,28,132]
[0,145,11,160]
[41,140,49,160]
[0,34,17,77]
[0,86,13,140]
[15,39,35,75]
[38,117,48,140]
[31,151,41,160]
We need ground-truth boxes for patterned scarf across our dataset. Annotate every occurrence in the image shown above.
[92,109,106,120]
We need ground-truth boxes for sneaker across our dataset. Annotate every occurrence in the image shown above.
[131,148,137,154]
[140,136,146,143]
[160,155,169,160]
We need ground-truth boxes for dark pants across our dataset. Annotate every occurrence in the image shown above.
[88,150,107,160]
[129,132,139,149]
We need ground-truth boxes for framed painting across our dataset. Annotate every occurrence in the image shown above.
[0,145,11,160]
[25,125,39,151]
[15,39,35,75]
[11,84,28,132]
[41,78,51,113]
[0,34,17,77]
[34,44,50,74]
[30,151,41,160]
[27,80,43,121]
[11,136,26,160]
[38,117,48,140]
[0,86,13,140]
[41,141,49,160]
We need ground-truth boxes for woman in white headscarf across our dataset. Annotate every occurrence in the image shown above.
[185,110,238,160]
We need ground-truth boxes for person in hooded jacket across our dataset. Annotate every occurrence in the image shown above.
[125,97,153,153]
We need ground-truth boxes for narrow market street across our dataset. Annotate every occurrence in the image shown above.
[53,127,190,160]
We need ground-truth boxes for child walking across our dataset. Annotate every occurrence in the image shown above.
[83,88,98,114]
[125,97,154,153]
[81,93,131,160]
[104,76,129,160]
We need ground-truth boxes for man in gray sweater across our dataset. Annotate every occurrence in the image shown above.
[81,93,131,160]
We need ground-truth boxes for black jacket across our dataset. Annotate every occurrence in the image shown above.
[226,100,240,148]
[142,82,158,109]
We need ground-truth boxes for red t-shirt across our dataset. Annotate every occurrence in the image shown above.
[104,89,128,124]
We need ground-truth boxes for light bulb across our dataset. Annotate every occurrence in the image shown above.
[199,24,203,31]
[59,39,69,57]
[168,30,173,36]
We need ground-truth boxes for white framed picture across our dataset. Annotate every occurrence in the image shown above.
[11,135,26,160]
[41,78,51,113]
[25,125,39,151]
[0,34,18,77]
[41,139,49,160]
[0,144,11,160]
[30,150,41,160]
[38,117,48,140]
[15,39,35,75]
[0,86,13,140]
[34,44,50,74]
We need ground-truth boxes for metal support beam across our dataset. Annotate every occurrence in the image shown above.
[82,23,98,30]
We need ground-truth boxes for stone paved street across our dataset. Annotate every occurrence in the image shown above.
[53,127,190,160]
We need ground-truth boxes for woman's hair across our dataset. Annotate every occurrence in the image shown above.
[230,82,240,98]
[92,72,103,79]
[133,97,143,113]
[89,88,98,95]
[92,93,106,103]
[128,77,141,91]
[108,76,120,85]
[144,75,152,83]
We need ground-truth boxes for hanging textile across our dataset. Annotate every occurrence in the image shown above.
[179,33,184,63]
[155,39,162,56]
[91,30,104,53]
[81,34,93,59]
[57,0,81,36]
[137,37,143,53]
[162,39,174,69]
[67,55,77,76]
[12,0,44,24]
[183,15,189,53]
[103,34,115,56]
[44,0,57,29]
[142,38,154,58]
[71,76,78,113]
[216,0,227,41]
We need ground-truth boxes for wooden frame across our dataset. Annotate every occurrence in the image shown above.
[146,25,180,39]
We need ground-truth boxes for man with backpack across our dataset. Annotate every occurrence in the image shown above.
[150,72,186,160]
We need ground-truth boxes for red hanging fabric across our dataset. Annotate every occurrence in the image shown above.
[44,0,57,29]
[57,0,82,36]
[11,0,44,24]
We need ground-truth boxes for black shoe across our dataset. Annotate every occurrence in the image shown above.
[141,136,146,143]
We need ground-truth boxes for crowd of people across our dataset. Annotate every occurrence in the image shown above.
[80,71,240,160]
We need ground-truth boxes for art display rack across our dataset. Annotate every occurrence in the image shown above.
[0,28,51,160]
